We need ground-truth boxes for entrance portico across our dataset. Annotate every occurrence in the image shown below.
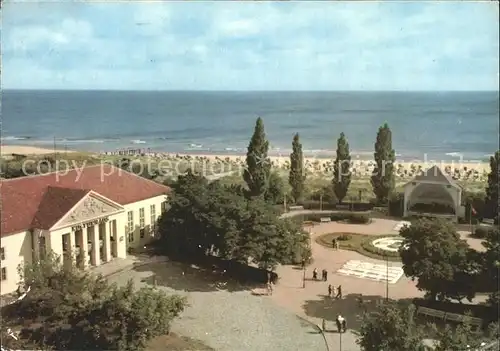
[48,191,127,268]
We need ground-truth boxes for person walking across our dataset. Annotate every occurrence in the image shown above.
[324,270,328,281]
[341,318,347,332]
[328,284,333,297]
[322,318,326,332]
[321,269,326,281]
[332,238,336,249]
[336,285,342,299]
[313,268,318,280]
[335,315,343,333]
[335,240,340,250]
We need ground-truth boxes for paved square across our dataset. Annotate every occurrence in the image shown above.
[336,260,404,284]
[393,221,411,232]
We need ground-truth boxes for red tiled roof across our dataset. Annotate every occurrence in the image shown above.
[0,165,170,236]
[31,187,90,230]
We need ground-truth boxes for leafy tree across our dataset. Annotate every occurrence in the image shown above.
[399,218,478,302]
[289,133,305,203]
[266,171,285,205]
[485,150,499,218]
[158,172,309,269]
[481,227,500,313]
[357,303,426,351]
[243,117,271,197]
[5,253,186,351]
[332,132,351,203]
[432,320,484,351]
[370,123,396,204]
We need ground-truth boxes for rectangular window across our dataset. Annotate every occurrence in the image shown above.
[1,267,6,281]
[127,211,134,242]
[161,201,167,212]
[150,204,156,234]
[139,208,145,238]
[0,247,4,260]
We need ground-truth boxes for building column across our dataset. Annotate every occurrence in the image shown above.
[102,222,112,263]
[69,231,76,264]
[116,217,127,259]
[90,225,100,267]
[79,229,89,269]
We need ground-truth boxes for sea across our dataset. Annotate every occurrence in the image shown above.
[1,90,498,162]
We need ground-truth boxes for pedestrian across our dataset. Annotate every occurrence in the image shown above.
[328,284,332,297]
[313,268,318,280]
[324,270,328,281]
[332,238,336,249]
[342,318,347,332]
[322,318,326,332]
[267,282,273,295]
[336,315,345,333]
[336,285,342,299]
[267,271,271,284]
[321,269,327,281]
[336,240,340,250]
[301,258,306,269]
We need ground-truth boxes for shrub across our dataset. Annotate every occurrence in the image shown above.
[474,227,491,239]
[300,200,337,210]
[388,192,405,217]
[337,233,352,241]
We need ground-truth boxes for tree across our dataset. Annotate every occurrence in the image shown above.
[266,171,285,205]
[485,150,499,219]
[481,227,500,314]
[243,117,271,197]
[432,320,484,351]
[4,253,186,351]
[399,218,478,302]
[371,123,396,204]
[357,303,426,351]
[289,133,305,203]
[158,172,309,268]
[332,132,351,203]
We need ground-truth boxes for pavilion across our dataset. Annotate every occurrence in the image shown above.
[403,165,462,221]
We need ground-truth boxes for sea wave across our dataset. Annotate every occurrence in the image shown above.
[445,152,463,157]
[131,140,147,144]
[3,135,31,141]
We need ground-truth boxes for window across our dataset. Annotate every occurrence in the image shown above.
[0,247,4,260]
[127,211,134,242]
[161,201,167,212]
[139,208,145,238]
[150,205,157,234]
[1,267,6,281]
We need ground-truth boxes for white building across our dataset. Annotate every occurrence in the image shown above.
[0,165,170,295]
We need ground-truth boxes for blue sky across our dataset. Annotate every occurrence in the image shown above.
[2,1,499,91]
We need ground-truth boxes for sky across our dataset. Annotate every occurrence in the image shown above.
[2,1,499,91]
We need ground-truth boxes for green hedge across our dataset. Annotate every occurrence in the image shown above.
[301,211,371,224]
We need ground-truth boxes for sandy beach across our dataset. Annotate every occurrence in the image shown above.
[2,145,491,182]
[1,145,77,156]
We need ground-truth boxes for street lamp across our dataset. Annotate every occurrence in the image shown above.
[385,253,389,301]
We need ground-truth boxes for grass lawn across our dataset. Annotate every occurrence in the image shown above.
[315,232,402,262]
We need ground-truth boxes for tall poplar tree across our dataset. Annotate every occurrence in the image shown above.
[332,132,351,203]
[371,123,396,204]
[485,150,499,219]
[244,117,271,197]
[289,133,305,203]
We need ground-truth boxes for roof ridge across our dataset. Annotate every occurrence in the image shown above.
[0,164,105,182]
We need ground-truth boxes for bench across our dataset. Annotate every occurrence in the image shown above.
[288,205,304,211]
[320,217,331,223]
[444,312,464,322]
[417,307,446,319]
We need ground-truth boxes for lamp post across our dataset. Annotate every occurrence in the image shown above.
[385,253,389,301]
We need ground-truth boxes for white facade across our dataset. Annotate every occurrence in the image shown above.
[0,193,167,296]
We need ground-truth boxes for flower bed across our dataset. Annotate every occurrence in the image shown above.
[316,232,402,261]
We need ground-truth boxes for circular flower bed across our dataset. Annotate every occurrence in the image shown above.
[316,233,402,261]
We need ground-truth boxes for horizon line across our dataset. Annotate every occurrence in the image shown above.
[3,88,499,93]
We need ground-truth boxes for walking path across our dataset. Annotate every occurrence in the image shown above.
[95,213,488,351]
